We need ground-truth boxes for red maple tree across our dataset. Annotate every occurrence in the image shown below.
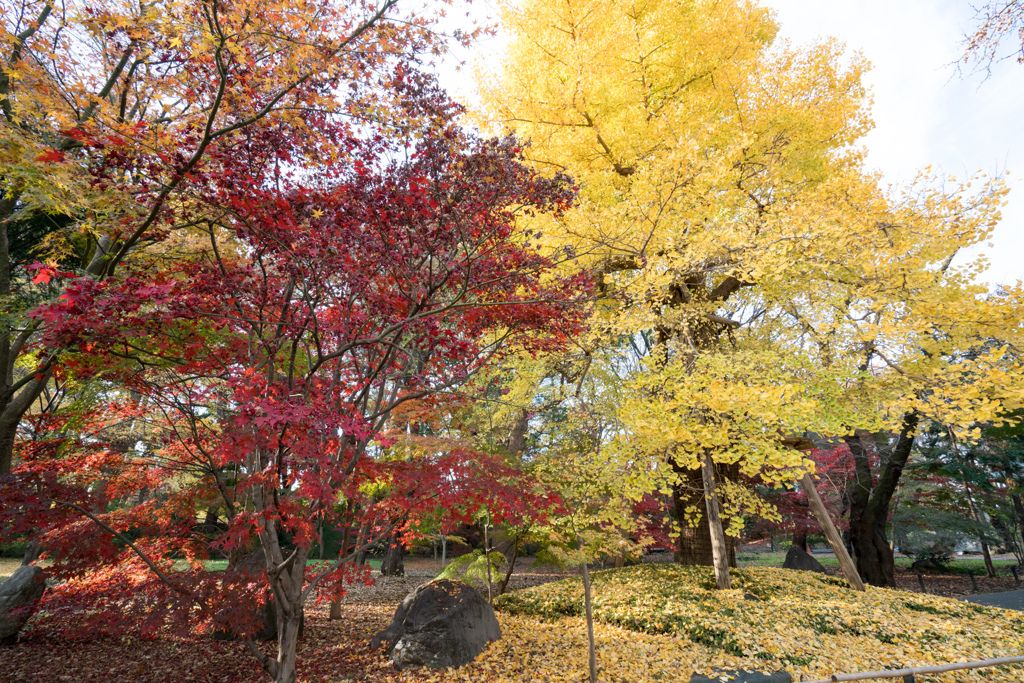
[2,77,588,682]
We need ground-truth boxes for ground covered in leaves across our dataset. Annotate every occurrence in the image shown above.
[491,564,1024,682]
[2,559,1023,682]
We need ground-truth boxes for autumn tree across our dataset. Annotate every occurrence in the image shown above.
[479,0,1024,586]
[0,0,473,475]
[2,79,588,682]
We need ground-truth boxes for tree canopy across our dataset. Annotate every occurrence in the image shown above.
[478,0,1024,583]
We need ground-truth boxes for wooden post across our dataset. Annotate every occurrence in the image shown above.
[799,473,865,592]
[483,516,493,606]
[578,534,598,683]
[701,455,732,590]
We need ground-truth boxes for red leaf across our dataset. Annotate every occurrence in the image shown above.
[35,149,65,163]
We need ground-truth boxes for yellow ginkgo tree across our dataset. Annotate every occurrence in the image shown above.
[479,0,1024,585]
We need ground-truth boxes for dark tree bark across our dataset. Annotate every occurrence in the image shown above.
[203,506,219,526]
[1013,494,1024,535]
[380,532,405,576]
[505,408,530,457]
[671,461,737,567]
[497,532,522,596]
[792,530,809,552]
[991,514,1021,560]
[844,411,919,586]
[353,519,372,566]
[962,481,998,578]
[1012,494,1024,565]
[0,198,59,476]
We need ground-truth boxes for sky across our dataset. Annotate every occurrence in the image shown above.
[768,0,1024,287]
[436,0,1024,287]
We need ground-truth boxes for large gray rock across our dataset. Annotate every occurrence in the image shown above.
[0,565,46,644]
[782,547,826,574]
[371,579,501,670]
[690,669,792,682]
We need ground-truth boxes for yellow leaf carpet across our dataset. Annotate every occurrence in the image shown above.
[403,565,1024,682]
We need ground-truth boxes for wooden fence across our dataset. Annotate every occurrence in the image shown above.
[800,655,1024,682]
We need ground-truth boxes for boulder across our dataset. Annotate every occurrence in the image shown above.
[0,565,46,645]
[910,557,947,573]
[371,579,501,670]
[689,669,792,682]
[782,547,826,574]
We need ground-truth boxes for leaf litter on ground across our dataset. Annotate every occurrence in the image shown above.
[5,563,1022,682]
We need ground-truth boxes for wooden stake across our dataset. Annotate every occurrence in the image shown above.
[483,515,493,607]
[578,534,598,683]
[799,473,865,592]
[701,455,731,590]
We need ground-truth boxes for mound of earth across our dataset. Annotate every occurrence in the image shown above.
[488,564,1024,682]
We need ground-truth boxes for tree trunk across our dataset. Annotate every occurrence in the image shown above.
[671,461,737,567]
[848,516,894,586]
[21,541,41,566]
[354,520,371,566]
[700,454,731,590]
[380,532,405,576]
[0,198,60,475]
[991,514,1020,562]
[963,479,998,578]
[981,539,996,578]
[270,609,304,683]
[505,408,530,457]
[330,519,354,620]
[251,503,310,683]
[1012,494,1024,566]
[844,411,919,586]
[497,533,521,596]
[1013,494,1024,543]
[0,201,54,475]
[0,413,22,476]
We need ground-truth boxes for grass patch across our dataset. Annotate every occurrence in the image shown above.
[201,558,383,571]
[737,552,1019,575]
[0,557,23,580]
[488,564,1024,681]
